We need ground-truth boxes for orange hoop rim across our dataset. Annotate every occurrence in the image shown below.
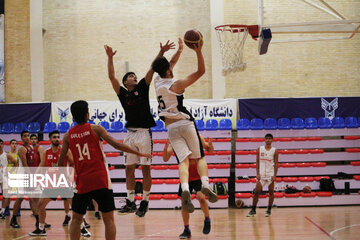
[215,24,260,40]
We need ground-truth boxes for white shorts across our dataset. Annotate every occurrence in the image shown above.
[258,176,274,188]
[167,120,203,162]
[124,128,152,166]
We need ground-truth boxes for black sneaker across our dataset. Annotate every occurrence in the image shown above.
[29,228,46,236]
[0,212,5,219]
[4,207,10,216]
[95,211,101,220]
[247,209,256,217]
[10,217,20,228]
[136,200,149,217]
[265,209,271,217]
[83,218,90,228]
[81,226,91,237]
[63,215,71,226]
[203,219,211,234]
[118,199,136,213]
[181,190,194,213]
[44,223,51,228]
[179,229,191,239]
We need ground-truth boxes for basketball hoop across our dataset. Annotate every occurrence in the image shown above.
[215,25,259,75]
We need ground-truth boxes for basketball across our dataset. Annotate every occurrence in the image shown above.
[184,29,203,49]
[235,199,244,208]
[303,186,312,193]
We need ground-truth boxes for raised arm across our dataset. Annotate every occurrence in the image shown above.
[104,45,121,95]
[170,39,205,94]
[91,125,152,158]
[145,40,175,85]
[169,38,183,71]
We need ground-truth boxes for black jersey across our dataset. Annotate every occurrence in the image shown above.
[118,78,156,128]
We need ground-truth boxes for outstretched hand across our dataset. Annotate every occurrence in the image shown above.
[177,38,183,52]
[104,45,117,57]
[192,39,203,52]
[160,40,175,54]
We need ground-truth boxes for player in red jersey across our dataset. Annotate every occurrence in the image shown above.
[163,136,214,239]
[29,134,43,167]
[58,100,152,240]
[29,130,75,236]
[10,130,41,229]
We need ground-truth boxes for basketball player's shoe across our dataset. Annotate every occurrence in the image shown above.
[136,200,149,217]
[29,228,46,236]
[95,211,101,220]
[265,209,271,217]
[10,216,20,228]
[181,190,194,213]
[63,215,71,226]
[81,226,91,237]
[179,228,191,239]
[247,209,256,217]
[0,211,5,219]
[83,218,90,228]
[201,186,218,203]
[44,223,51,228]
[118,199,136,213]
[203,219,211,234]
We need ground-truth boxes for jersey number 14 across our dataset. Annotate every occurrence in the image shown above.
[76,143,91,161]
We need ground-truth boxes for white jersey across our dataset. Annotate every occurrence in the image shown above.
[0,152,7,183]
[154,76,192,120]
[259,146,276,178]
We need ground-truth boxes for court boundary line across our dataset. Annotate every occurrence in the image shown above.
[330,224,360,236]
[305,216,336,240]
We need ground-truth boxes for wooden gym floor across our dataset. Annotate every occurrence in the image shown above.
[0,206,359,239]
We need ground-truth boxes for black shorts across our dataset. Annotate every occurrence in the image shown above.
[72,188,115,215]
[177,179,202,197]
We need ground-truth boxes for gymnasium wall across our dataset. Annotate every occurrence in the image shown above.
[3,0,360,103]
[5,0,31,102]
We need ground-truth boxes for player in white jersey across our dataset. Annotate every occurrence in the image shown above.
[152,38,218,214]
[247,133,278,217]
[0,139,8,219]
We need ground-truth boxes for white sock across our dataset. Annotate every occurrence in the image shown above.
[127,190,135,202]
[66,212,71,217]
[81,221,85,228]
[143,190,150,201]
[181,183,190,192]
[0,208,4,213]
[201,176,210,188]
[39,223,45,230]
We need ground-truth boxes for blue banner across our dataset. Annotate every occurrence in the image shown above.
[238,97,360,120]
[0,102,51,128]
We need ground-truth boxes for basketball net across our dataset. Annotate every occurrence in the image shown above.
[215,25,259,75]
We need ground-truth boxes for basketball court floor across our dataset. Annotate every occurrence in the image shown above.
[1,206,359,239]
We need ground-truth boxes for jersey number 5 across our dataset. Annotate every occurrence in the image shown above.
[76,143,91,161]
[157,95,166,110]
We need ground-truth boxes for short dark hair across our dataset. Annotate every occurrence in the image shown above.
[0,138,3,143]
[21,130,29,138]
[49,130,60,138]
[10,139,17,144]
[30,134,37,139]
[122,72,135,87]
[152,57,170,78]
[265,133,273,139]
[71,100,89,124]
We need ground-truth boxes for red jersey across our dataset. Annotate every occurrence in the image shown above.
[189,160,200,182]
[68,123,110,194]
[45,147,68,167]
[23,145,41,167]
[32,145,41,167]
